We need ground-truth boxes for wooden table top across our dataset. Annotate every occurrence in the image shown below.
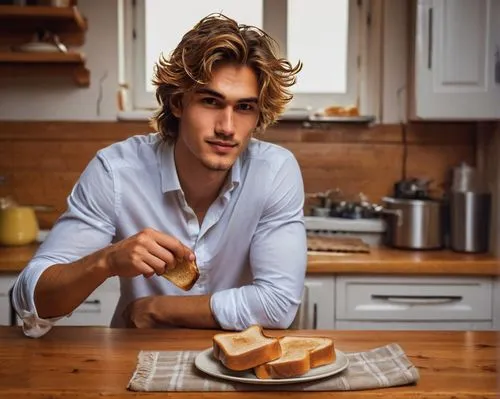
[1,243,499,275]
[0,327,497,398]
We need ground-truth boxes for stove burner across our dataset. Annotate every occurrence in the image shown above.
[330,201,380,219]
[307,190,382,220]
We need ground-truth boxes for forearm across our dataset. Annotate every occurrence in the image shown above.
[147,295,219,329]
[34,248,110,319]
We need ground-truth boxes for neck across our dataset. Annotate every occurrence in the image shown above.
[174,144,229,216]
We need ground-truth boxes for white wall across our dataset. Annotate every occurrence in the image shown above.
[0,0,119,121]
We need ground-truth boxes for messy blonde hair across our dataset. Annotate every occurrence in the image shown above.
[150,13,302,142]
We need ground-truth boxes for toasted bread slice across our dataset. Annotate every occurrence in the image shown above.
[212,325,282,371]
[254,336,335,379]
[161,257,199,291]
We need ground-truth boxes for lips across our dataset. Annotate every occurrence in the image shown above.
[206,140,237,154]
[206,140,236,147]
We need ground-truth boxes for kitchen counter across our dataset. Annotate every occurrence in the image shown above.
[307,248,500,275]
[1,243,498,276]
[0,243,39,273]
[0,327,497,398]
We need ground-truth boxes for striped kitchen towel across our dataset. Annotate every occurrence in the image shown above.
[127,343,419,392]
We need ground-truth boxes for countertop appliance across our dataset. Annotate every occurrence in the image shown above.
[381,177,444,250]
[449,162,491,253]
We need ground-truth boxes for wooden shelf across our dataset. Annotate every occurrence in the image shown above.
[0,5,86,46]
[0,5,88,87]
[0,50,89,86]
[0,50,84,63]
[0,5,86,30]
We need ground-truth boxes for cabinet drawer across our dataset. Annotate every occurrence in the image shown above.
[336,320,494,331]
[336,276,492,321]
[57,292,118,326]
[57,278,119,326]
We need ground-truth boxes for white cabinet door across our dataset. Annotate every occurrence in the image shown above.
[493,277,500,330]
[414,0,500,119]
[0,274,17,326]
[303,275,335,330]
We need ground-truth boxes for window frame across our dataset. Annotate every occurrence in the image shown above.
[121,0,369,115]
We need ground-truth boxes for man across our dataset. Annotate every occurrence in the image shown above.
[12,13,307,338]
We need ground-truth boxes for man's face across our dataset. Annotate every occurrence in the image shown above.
[172,63,260,172]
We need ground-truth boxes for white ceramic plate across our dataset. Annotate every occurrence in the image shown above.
[194,348,349,385]
[14,42,61,53]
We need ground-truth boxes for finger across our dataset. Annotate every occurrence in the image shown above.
[146,242,177,271]
[141,251,174,274]
[142,271,155,279]
[151,231,195,262]
[136,261,156,279]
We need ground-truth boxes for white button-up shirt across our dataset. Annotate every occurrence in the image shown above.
[12,133,307,337]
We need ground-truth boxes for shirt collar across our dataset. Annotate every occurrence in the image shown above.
[158,141,242,194]
[159,142,182,193]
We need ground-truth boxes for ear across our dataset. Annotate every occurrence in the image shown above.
[169,94,183,118]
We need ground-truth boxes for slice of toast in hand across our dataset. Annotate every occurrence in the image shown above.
[161,257,199,291]
[254,336,336,379]
[212,325,282,371]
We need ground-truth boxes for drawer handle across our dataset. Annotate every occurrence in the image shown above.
[371,294,462,305]
[76,299,102,313]
[313,303,318,330]
[428,7,433,69]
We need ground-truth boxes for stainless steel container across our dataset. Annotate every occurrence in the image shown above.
[449,192,491,253]
[382,197,443,250]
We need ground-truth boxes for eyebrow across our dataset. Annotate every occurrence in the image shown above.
[195,88,258,104]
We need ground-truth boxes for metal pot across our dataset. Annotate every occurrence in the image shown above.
[381,196,444,250]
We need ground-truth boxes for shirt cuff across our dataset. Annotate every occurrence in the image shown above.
[18,310,61,338]
[12,259,65,338]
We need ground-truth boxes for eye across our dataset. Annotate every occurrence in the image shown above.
[201,97,220,106]
[236,103,256,112]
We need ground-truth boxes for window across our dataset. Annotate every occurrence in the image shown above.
[122,0,362,114]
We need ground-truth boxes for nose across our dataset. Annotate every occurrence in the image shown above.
[215,106,235,137]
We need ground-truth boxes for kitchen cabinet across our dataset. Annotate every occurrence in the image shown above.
[0,5,89,86]
[305,274,496,330]
[54,277,119,326]
[303,275,335,330]
[335,275,494,330]
[0,274,17,326]
[412,0,500,120]
[494,277,500,330]
[1,272,119,327]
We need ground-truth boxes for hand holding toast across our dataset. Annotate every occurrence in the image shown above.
[103,228,195,279]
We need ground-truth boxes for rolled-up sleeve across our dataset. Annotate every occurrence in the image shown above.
[210,156,307,330]
[12,154,116,338]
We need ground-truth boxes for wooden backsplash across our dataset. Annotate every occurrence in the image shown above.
[0,121,477,229]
